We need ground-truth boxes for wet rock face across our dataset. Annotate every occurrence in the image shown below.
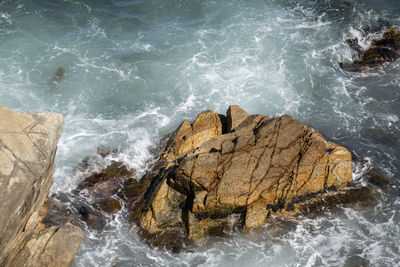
[130,106,353,247]
[340,27,400,72]
[76,159,134,216]
[77,160,133,192]
[45,157,136,231]
[0,107,83,267]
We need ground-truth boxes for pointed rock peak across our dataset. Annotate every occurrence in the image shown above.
[192,110,221,133]
[162,111,223,160]
[226,105,249,132]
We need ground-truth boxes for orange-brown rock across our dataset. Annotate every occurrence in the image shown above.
[132,106,352,245]
[161,110,222,160]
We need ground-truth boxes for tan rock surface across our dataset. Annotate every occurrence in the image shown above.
[11,223,83,267]
[226,105,249,132]
[174,113,351,230]
[131,105,352,245]
[0,107,83,267]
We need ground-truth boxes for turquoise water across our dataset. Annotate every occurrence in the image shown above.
[1,0,399,266]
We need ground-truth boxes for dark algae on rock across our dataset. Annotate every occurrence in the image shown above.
[340,26,400,72]
[45,152,137,231]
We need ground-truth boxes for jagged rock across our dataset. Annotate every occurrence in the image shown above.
[129,106,353,247]
[140,179,186,234]
[340,27,400,72]
[0,107,83,266]
[161,110,222,160]
[226,104,250,132]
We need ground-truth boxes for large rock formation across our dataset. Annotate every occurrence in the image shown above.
[128,105,352,248]
[340,27,400,72]
[0,107,83,267]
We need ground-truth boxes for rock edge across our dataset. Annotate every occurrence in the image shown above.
[0,106,83,267]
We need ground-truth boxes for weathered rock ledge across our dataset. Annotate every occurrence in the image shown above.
[127,105,353,250]
[0,107,83,267]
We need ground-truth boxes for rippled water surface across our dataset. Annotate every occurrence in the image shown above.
[0,0,399,266]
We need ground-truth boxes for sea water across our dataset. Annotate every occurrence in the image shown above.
[0,0,399,266]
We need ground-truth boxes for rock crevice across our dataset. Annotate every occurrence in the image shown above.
[128,106,352,247]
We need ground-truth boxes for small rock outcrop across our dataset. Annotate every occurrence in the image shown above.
[128,105,352,248]
[44,149,140,232]
[77,160,134,214]
[0,107,83,267]
[340,27,400,72]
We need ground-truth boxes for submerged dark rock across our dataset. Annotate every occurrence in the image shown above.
[94,198,122,214]
[343,255,370,267]
[43,196,80,227]
[49,66,65,86]
[45,152,135,231]
[343,1,353,7]
[296,186,380,215]
[340,27,400,72]
[44,193,107,231]
[361,127,400,152]
[77,160,134,192]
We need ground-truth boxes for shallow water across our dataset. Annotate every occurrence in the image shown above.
[0,0,399,266]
